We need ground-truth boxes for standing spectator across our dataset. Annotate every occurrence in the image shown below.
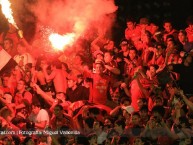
[124,47,142,81]
[103,51,120,88]
[125,17,141,44]
[42,59,66,99]
[86,61,111,105]
[162,19,178,43]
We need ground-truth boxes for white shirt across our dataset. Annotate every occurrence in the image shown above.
[29,109,50,129]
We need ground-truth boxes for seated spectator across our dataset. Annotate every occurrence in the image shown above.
[14,79,32,110]
[126,112,144,137]
[93,120,107,144]
[50,104,72,130]
[87,133,98,145]
[28,101,50,130]
[139,105,150,126]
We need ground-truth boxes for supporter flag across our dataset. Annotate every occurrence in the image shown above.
[0,47,17,76]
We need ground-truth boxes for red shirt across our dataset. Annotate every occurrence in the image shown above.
[90,74,110,105]
[186,27,193,42]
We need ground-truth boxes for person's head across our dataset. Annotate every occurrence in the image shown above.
[53,104,63,117]
[31,102,41,115]
[151,105,165,120]
[163,19,173,32]
[166,39,177,50]
[87,133,97,145]
[3,38,13,51]
[77,74,84,85]
[17,79,26,91]
[153,97,163,106]
[67,73,77,89]
[2,73,11,87]
[184,54,192,64]
[104,116,113,128]
[104,51,114,64]
[93,120,103,131]
[148,65,158,78]
[178,30,188,43]
[114,119,126,133]
[126,17,136,30]
[131,112,141,125]
[155,43,165,56]
[129,47,137,60]
[25,63,32,72]
[17,42,26,54]
[139,105,149,119]
[95,61,105,74]
[120,40,129,52]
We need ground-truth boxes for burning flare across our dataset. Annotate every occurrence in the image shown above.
[0,0,18,29]
[49,33,75,51]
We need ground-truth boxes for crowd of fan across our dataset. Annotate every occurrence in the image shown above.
[0,15,193,145]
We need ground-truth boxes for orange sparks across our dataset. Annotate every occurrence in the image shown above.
[49,33,75,51]
[0,0,18,29]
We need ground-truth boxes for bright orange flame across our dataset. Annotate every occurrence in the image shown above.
[0,0,18,29]
[49,33,75,51]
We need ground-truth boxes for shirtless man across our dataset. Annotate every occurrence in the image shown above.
[42,60,66,100]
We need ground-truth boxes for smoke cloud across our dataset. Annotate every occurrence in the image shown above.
[29,0,118,39]
[8,0,117,54]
